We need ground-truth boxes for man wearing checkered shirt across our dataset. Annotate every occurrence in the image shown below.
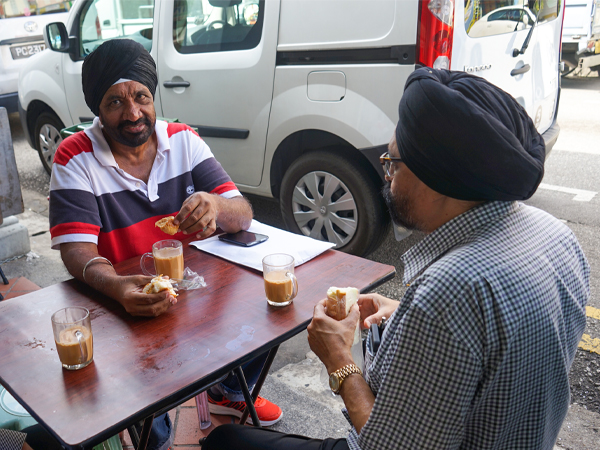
[203,70,590,450]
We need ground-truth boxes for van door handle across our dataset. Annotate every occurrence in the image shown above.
[510,64,530,76]
[163,81,190,88]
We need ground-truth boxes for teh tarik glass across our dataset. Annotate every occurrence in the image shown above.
[141,239,184,281]
[262,254,299,307]
[51,307,94,370]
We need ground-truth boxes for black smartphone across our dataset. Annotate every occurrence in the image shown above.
[369,323,382,354]
[218,230,269,247]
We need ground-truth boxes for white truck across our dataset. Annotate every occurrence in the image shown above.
[561,0,600,75]
[18,0,564,256]
[0,0,69,113]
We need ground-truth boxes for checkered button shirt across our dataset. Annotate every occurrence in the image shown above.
[346,201,589,450]
[0,429,26,450]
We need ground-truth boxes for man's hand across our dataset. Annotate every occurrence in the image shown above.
[358,293,399,329]
[173,192,253,239]
[114,275,177,317]
[307,299,360,374]
[173,192,218,239]
[60,243,176,318]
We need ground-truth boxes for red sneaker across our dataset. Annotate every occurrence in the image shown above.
[207,393,283,426]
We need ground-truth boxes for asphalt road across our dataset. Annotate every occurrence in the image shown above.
[7,72,600,445]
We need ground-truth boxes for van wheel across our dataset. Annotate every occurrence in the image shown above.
[280,151,390,256]
[35,112,64,175]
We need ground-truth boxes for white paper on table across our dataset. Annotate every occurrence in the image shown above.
[190,220,335,272]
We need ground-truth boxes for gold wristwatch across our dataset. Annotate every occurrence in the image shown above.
[329,364,362,395]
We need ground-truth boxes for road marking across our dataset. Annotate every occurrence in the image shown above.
[587,306,600,321]
[538,183,597,202]
[578,335,600,355]
[554,146,600,156]
[577,307,600,355]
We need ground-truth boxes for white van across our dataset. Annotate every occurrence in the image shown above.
[0,0,69,113]
[18,0,564,256]
[562,0,600,74]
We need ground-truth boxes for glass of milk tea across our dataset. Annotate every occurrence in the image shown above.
[140,239,184,281]
[51,307,93,370]
[262,253,299,307]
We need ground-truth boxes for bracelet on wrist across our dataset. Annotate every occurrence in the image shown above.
[82,256,113,283]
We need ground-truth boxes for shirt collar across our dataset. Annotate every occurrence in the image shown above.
[83,117,170,167]
[401,201,520,284]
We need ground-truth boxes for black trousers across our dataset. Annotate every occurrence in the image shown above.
[203,424,350,450]
[21,424,62,450]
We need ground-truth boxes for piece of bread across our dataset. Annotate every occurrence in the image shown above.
[326,287,359,320]
[326,287,360,344]
[143,275,178,297]
[155,216,178,235]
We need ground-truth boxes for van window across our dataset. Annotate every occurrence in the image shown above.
[79,0,154,57]
[173,0,264,54]
[465,0,560,38]
[0,0,70,19]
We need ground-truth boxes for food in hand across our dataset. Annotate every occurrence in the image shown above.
[155,216,179,235]
[326,287,359,320]
[143,275,178,297]
[326,287,360,345]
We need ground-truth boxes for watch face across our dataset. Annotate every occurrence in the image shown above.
[329,373,340,393]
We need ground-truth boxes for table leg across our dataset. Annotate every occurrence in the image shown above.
[239,345,279,425]
[233,366,261,428]
[127,424,140,448]
[0,265,8,285]
[128,415,154,450]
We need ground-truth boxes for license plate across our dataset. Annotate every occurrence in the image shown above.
[10,42,46,60]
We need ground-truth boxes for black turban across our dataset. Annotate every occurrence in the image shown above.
[82,39,158,116]
[396,68,545,201]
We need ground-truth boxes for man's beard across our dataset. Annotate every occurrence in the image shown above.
[383,183,421,231]
[103,116,155,147]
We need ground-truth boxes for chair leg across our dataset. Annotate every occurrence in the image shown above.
[0,265,8,285]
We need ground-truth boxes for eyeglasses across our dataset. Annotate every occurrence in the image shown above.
[379,152,402,177]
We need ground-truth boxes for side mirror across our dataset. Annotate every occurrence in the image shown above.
[44,22,70,53]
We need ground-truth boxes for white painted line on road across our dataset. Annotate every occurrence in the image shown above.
[553,147,600,156]
[538,183,597,202]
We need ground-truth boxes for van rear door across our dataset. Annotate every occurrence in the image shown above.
[452,0,563,136]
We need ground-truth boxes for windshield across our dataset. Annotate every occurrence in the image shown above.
[0,0,72,19]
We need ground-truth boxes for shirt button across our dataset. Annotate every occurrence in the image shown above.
[136,182,141,188]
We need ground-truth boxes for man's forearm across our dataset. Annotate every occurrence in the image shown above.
[339,373,376,434]
[60,243,122,300]
[215,195,253,233]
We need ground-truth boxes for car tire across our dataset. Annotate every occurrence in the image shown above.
[34,112,64,175]
[280,151,390,257]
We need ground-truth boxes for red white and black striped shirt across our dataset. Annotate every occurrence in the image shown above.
[50,118,240,264]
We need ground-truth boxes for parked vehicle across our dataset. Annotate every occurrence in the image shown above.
[561,0,600,75]
[0,0,70,113]
[18,0,564,256]
[468,6,536,38]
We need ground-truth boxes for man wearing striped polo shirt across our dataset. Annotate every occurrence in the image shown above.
[49,39,282,450]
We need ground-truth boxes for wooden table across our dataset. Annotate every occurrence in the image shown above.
[0,241,395,449]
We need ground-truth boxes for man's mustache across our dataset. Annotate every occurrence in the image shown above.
[119,117,151,132]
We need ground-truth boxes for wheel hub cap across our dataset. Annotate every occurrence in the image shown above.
[291,171,358,248]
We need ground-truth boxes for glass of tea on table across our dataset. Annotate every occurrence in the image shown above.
[262,254,299,307]
[141,239,184,281]
[51,307,94,370]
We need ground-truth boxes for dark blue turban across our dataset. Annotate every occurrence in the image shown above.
[396,68,545,201]
[81,39,158,116]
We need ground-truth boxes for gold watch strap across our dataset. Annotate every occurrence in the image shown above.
[333,364,362,382]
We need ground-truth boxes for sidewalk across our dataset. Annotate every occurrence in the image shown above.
[2,188,599,449]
